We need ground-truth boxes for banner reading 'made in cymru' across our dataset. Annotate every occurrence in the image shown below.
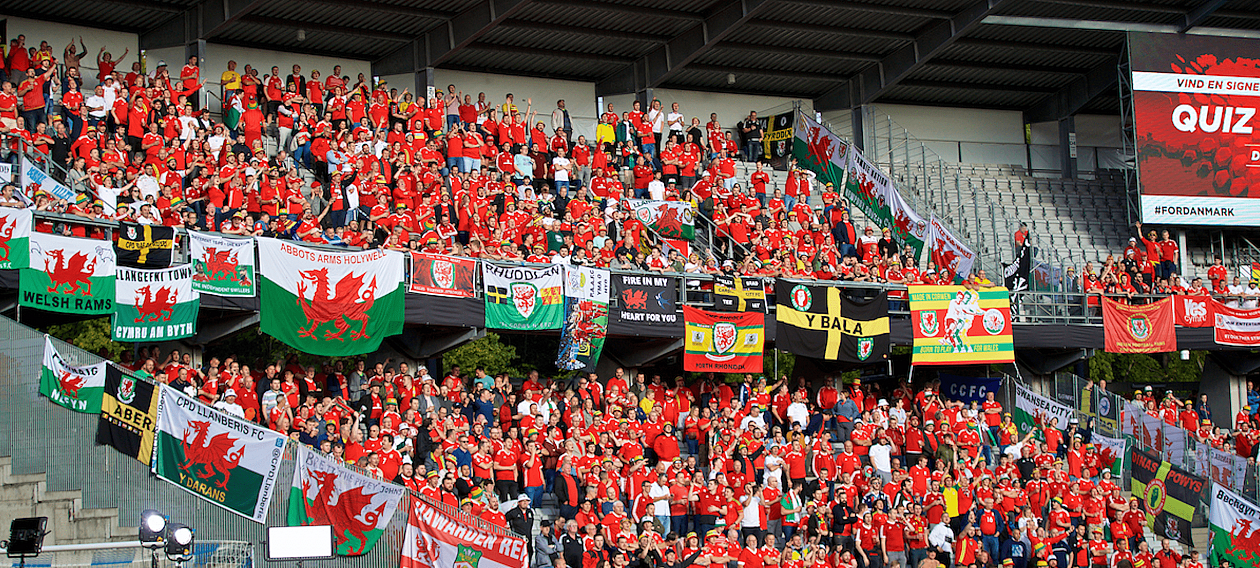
[152,386,286,523]
[400,496,528,568]
[909,286,1013,365]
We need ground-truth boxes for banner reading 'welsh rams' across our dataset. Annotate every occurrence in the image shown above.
[257,238,406,356]
[21,233,116,314]
[152,386,287,523]
[113,265,200,342]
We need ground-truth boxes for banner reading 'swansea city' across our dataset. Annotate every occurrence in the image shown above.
[1130,32,1260,225]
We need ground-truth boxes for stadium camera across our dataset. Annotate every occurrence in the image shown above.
[139,510,166,549]
[164,523,194,562]
[4,516,49,565]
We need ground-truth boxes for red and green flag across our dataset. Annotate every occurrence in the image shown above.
[21,233,116,314]
[288,444,406,556]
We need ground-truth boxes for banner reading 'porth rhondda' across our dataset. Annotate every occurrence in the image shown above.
[400,497,528,568]
[152,386,286,523]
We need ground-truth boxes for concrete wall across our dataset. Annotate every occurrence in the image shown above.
[2,15,139,89]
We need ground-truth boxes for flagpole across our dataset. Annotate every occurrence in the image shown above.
[773,347,778,380]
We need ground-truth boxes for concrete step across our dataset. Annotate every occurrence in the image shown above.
[0,455,132,545]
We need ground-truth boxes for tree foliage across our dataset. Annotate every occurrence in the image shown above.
[443,332,520,377]
[1088,350,1207,384]
[45,318,125,361]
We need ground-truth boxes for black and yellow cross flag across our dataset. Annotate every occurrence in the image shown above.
[775,282,889,362]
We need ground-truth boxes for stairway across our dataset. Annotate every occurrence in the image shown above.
[0,456,133,545]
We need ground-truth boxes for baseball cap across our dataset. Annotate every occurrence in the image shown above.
[224,388,237,398]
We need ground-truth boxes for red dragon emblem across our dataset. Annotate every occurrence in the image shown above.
[43,249,96,295]
[0,215,15,261]
[179,420,244,488]
[622,289,647,310]
[301,470,388,555]
[1227,519,1260,562]
[58,370,85,398]
[133,285,178,322]
[295,268,379,341]
[195,247,250,286]
[805,125,834,171]
[653,206,685,239]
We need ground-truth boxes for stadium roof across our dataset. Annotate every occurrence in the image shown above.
[14,0,1260,121]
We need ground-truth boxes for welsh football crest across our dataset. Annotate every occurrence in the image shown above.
[983,308,1006,335]
[453,544,484,568]
[1130,314,1151,341]
[431,259,455,289]
[857,337,874,361]
[790,285,812,310]
[920,311,939,336]
[511,282,538,319]
[713,322,737,354]
[118,375,136,405]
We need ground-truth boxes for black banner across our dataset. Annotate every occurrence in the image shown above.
[714,275,766,312]
[95,367,159,465]
[1131,448,1206,545]
[1004,245,1031,292]
[758,111,796,170]
[612,274,678,326]
[115,222,174,268]
[774,282,889,362]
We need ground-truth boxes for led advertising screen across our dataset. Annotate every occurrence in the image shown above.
[1131,32,1260,226]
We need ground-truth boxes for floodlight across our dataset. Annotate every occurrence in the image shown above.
[139,510,166,549]
[164,523,194,561]
[5,517,48,558]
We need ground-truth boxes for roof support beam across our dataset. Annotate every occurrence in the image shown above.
[424,0,534,68]
[238,15,414,42]
[201,0,272,39]
[1021,57,1118,124]
[744,20,914,41]
[298,0,453,20]
[1182,0,1232,31]
[814,0,1015,111]
[718,41,882,62]
[531,0,704,21]
[498,20,672,43]
[595,0,773,96]
[784,0,954,19]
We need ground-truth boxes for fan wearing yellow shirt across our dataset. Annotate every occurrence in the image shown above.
[220,60,242,93]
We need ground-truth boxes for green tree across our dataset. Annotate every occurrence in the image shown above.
[443,332,520,376]
[45,318,124,361]
[1088,351,1206,384]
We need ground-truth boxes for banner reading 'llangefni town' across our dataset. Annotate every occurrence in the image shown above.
[400,495,529,568]
[909,286,1014,365]
[188,230,256,297]
[40,336,106,413]
[556,266,610,371]
[483,263,565,330]
[21,232,116,314]
[0,206,32,269]
[113,265,200,342]
[288,443,406,556]
[257,238,406,357]
[152,386,287,523]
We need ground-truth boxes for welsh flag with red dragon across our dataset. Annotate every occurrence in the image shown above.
[288,443,406,555]
[40,335,106,413]
[257,238,406,356]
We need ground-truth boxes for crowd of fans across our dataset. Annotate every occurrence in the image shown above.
[0,34,999,284]
[116,343,1260,568]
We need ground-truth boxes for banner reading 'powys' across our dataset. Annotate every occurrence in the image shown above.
[257,238,405,356]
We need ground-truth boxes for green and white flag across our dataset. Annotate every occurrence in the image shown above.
[257,238,405,356]
[483,263,564,330]
[625,199,695,240]
[1208,484,1260,567]
[1012,381,1076,437]
[0,206,32,269]
[152,385,286,523]
[113,265,200,342]
[1092,432,1127,476]
[287,444,406,556]
[188,230,256,297]
[224,93,244,130]
[557,265,610,371]
[39,336,106,413]
[21,233,116,314]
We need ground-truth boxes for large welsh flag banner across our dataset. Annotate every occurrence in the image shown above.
[483,263,564,330]
[1209,484,1260,567]
[21,233,115,314]
[556,266,610,371]
[113,265,200,342]
[400,494,529,568]
[152,385,286,523]
[288,444,406,556]
[40,335,106,413]
[682,306,764,374]
[625,199,695,240]
[257,238,405,356]
[909,286,1013,365]
[0,206,31,269]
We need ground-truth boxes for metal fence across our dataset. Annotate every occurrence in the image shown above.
[0,315,521,567]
